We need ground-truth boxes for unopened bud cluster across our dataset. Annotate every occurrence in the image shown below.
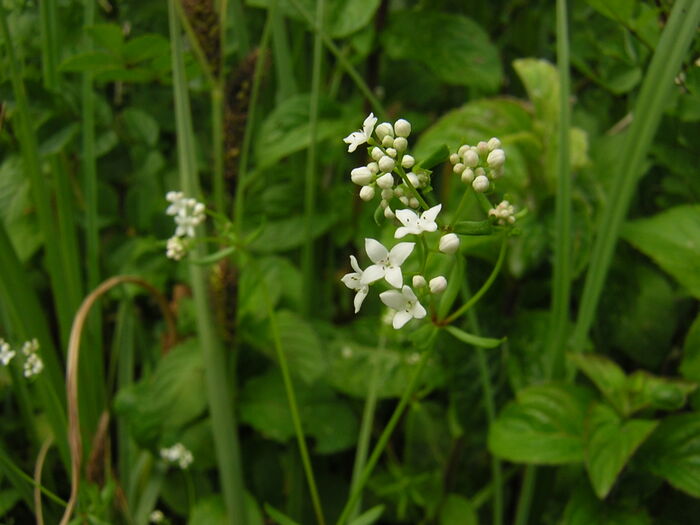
[160,443,194,469]
[488,200,516,225]
[164,191,207,260]
[449,137,506,193]
[0,337,44,378]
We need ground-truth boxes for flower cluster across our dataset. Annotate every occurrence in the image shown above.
[449,137,506,193]
[164,191,206,260]
[160,442,194,469]
[149,510,165,523]
[489,200,516,225]
[0,337,44,378]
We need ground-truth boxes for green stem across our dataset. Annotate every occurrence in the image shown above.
[39,0,59,90]
[547,0,572,379]
[301,0,324,317]
[263,281,326,525]
[442,236,507,325]
[212,86,225,213]
[513,466,537,525]
[335,343,437,525]
[395,164,429,210]
[229,0,250,57]
[449,189,472,228]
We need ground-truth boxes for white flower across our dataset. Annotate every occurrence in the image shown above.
[439,233,460,254]
[160,443,193,469]
[361,239,414,288]
[429,276,447,294]
[166,236,187,261]
[379,285,427,329]
[149,510,165,523]
[341,255,370,313]
[0,340,15,366]
[394,204,442,238]
[23,353,43,378]
[394,119,411,138]
[166,192,206,238]
[21,338,39,356]
[343,113,377,152]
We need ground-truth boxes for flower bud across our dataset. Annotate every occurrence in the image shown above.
[401,155,415,169]
[458,144,469,157]
[449,153,459,165]
[453,163,465,174]
[409,197,419,208]
[487,137,501,151]
[371,147,384,161]
[359,185,375,201]
[381,188,394,200]
[380,199,388,209]
[463,150,479,168]
[476,141,489,156]
[461,168,474,184]
[375,122,394,141]
[393,137,408,152]
[384,206,395,219]
[407,172,420,187]
[429,276,447,294]
[475,167,486,178]
[412,275,426,288]
[382,135,394,147]
[394,118,411,137]
[378,155,396,173]
[439,233,460,254]
[376,173,394,189]
[399,196,409,206]
[351,166,373,185]
[487,149,505,168]
[472,175,489,193]
[386,147,397,158]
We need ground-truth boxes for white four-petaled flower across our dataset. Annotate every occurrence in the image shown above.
[361,239,414,288]
[0,339,15,366]
[343,113,377,153]
[394,204,442,238]
[341,255,370,313]
[380,285,427,329]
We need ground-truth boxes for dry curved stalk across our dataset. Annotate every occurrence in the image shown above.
[34,435,53,525]
[60,275,177,525]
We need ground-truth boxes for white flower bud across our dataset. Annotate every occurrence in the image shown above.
[412,275,426,288]
[488,137,501,151]
[375,122,394,141]
[382,135,394,147]
[378,155,395,173]
[439,233,460,254]
[475,167,486,178]
[476,141,489,156]
[472,175,489,193]
[429,276,447,294]
[393,137,408,152]
[394,187,404,197]
[380,199,389,209]
[384,206,395,219]
[401,155,415,169]
[458,145,469,157]
[381,188,394,200]
[487,149,505,168]
[367,162,379,174]
[386,147,397,158]
[359,185,375,201]
[449,153,459,165]
[409,197,419,208]
[394,118,411,137]
[453,163,465,174]
[461,168,474,184]
[407,172,420,187]
[371,147,384,161]
[399,196,409,206]
[463,150,479,168]
[376,173,394,189]
[351,166,373,185]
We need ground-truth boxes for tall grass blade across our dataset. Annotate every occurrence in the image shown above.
[39,0,59,90]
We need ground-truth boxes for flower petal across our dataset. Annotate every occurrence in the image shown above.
[365,238,388,263]
[341,272,361,290]
[349,254,362,273]
[402,285,417,301]
[394,226,410,239]
[363,113,377,135]
[380,289,407,311]
[385,266,403,288]
[388,242,415,266]
[395,208,418,227]
[392,310,412,330]
[354,287,369,313]
[421,204,442,222]
[361,264,385,285]
[412,301,427,319]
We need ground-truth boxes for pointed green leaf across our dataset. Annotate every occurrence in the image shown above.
[440,494,478,525]
[445,325,504,349]
[349,504,385,525]
[568,354,629,415]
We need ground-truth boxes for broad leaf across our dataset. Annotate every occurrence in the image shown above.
[488,383,594,464]
[625,371,696,414]
[562,484,652,525]
[439,494,478,525]
[569,354,628,416]
[584,403,658,498]
[188,493,263,525]
[621,205,700,298]
[349,504,385,525]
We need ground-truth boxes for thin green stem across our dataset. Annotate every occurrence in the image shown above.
[212,87,226,213]
[169,4,248,524]
[571,0,700,352]
[395,163,429,210]
[271,8,297,101]
[442,236,507,325]
[286,0,385,116]
[263,281,326,525]
[39,0,59,90]
[513,466,537,525]
[547,0,572,379]
[449,190,472,228]
[301,0,324,317]
[335,342,437,525]
[229,0,250,57]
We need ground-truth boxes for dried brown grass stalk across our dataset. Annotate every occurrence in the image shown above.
[59,275,177,525]
[33,435,53,525]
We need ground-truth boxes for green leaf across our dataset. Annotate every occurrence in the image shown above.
[274,310,327,384]
[452,221,493,236]
[562,484,652,525]
[0,489,20,516]
[238,257,302,320]
[382,11,502,91]
[189,493,264,525]
[625,371,696,414]
[85,23,124,53]
[568,354,629,416]
[264,504,302,525]
[121,108,159,146]
[439,494,478,525]
[638,413,700,498]
[326,0,382,38]
[191,246,236,265]
[513,58,559,125]
[59,50,123,72]
[584,403,658,498]
[123,34,170,63]
[248,213,337,253]
[418,144,450,170]
[444,325,504,349]
[39,123,80,156]
[488,383,593,464]
[585,0,636,23]
[348,504,385,525]
[621,205,700,298]
[680,314,700,385]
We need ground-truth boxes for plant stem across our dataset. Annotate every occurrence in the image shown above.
[212,86,226,213]
[39,0,59,90]
[513,466,537,525]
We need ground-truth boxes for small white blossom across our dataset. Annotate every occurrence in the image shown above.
[472,175,489,193]
[409,198,419,209]
[166,193,206,238]
[406,352,420,364]
[439,233,460,254]
[351,166,373,186]
[0,339,15,366]
[476,141,489,156]
[381,188,394,200]
[381,135,394,147]
[429,276,447,294]
[394,204,442,238]
[394,119,411,138]
[367,162,379,174]
[341,346,354,359]
[21,338,39,356]
[359,185,375,201]
[406,172,421,188]
[23,353,43,378]
[449,153,459,165]
[362,239,414,288]
[453,163,465,175]
[489,200,516,225]
[380,285,427,330]
[341,255,370,313]
[343,113,377,152]
[149,510,165,523]
[160,443,194,469]
[166,236,187,261]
